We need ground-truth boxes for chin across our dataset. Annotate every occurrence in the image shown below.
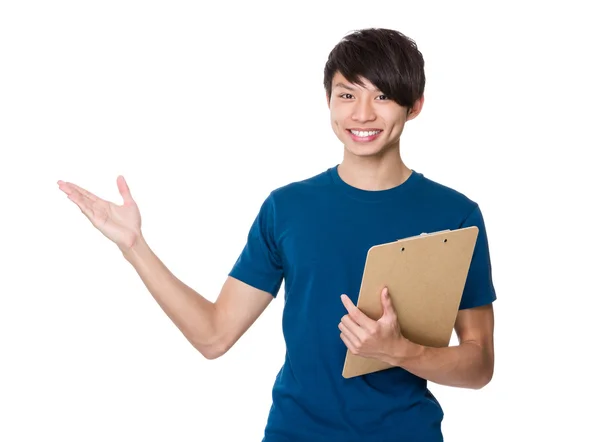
[344,145,387,158]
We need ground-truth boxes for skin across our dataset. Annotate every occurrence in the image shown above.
[57,70,494,389]
[327,71,423,192]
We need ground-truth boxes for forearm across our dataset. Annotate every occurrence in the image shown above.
[121,236,221,358]
[391,338,493,389]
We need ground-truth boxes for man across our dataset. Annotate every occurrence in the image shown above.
[58,28,495,442]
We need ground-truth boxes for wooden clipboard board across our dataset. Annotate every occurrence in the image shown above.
[342,226,479,379]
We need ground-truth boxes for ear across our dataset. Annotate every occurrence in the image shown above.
[326,92,331,109]
[406,95,425,121]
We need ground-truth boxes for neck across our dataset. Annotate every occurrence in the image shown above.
[337,147,412,191]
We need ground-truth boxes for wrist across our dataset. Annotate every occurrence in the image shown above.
[121,233,149,262]
[391,336,425,368]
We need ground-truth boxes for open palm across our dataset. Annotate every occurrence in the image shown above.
[58,175,142,251]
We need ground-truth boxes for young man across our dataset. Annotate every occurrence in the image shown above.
[58,28,495,442]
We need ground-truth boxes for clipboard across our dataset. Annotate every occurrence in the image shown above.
[341,226,479,379]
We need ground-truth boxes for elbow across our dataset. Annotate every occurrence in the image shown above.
[194,340,228,360]
[192,329,231,360]
[472,375,492,390]
[470,345,494,389]
[190,311,230,360]
[472,366,494,390]
[201,346,226,360]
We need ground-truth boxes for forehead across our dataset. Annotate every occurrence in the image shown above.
[332,72,380,92]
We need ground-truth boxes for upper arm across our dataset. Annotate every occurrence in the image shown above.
[458,204,496,309]
[452,204,497,384]
[209,192,284,358]
[454,303,495,379]
[211,276,275,356]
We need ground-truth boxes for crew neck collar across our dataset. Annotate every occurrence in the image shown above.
[327,164,422,202]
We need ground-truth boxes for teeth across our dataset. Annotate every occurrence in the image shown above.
[350,130,381,137]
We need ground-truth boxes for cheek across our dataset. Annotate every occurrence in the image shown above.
[386,118,405,135]
[329,105,344,121]
[330,112,343,130]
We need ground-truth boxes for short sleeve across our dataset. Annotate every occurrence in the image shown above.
[458,204,497,309]
[228,193,284,297]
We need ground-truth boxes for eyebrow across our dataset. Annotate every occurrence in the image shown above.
[333,82,382,93]
[334,82,356,90]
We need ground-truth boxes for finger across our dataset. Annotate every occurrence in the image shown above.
[117,175,134,204]
[341,294,370,327]
[341,314,372,342]
[340,332,358,355]
[339,319,363,345]
[58,182,98,211]
[65,181,100,202]
[381,287,396,317]
[66,189,95,220]
[57,180,78,197]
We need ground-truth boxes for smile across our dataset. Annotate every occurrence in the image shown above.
[347,129,383,142]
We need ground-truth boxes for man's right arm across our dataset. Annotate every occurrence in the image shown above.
[122,236,274,359]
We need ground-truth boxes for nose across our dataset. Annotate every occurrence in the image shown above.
[351,98,376,123]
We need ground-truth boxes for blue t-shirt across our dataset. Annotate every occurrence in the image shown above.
[229,165,496,442]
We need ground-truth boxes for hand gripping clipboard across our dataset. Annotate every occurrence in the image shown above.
[342,226,479,379]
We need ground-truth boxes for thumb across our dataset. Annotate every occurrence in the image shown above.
[380,287,395,317]
[117,175,135,204]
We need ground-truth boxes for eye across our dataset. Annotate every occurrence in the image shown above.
[337,93,389,101]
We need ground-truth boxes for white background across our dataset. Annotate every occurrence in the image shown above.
[1,0,598,441]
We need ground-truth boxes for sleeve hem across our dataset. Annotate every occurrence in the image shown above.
[458,291,497,310]
[228,268,281,298]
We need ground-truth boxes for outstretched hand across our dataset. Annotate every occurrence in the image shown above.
[339,287,406,365]
[57,175,142,251]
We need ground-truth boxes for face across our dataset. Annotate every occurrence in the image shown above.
[327,72,423,158]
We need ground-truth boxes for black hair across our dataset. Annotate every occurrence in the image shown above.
[323,28,425,109]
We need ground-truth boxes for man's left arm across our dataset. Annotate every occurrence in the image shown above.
[340,204,496,389]
[390,203,497,390]
[389,303,495,389]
